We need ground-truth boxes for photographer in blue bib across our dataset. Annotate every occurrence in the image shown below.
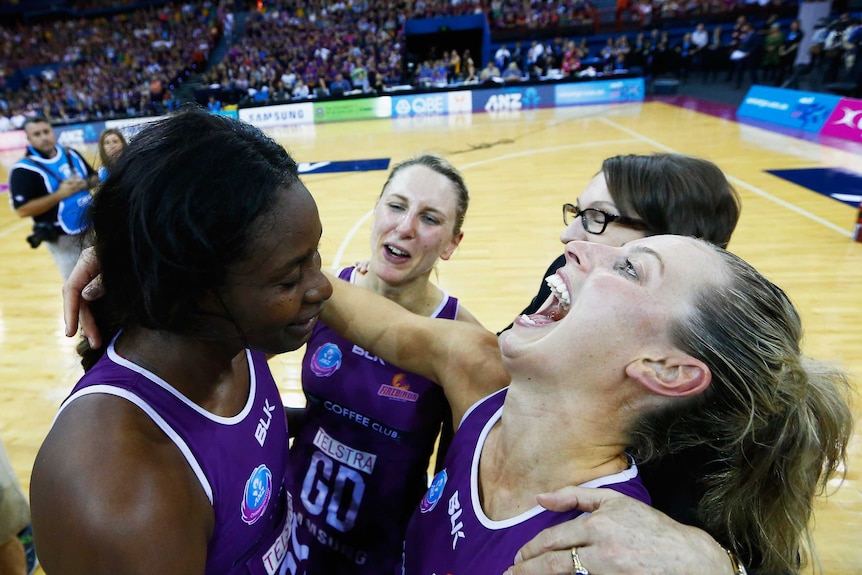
[9,117,98,279]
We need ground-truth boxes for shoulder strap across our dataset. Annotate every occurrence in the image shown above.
[21,152,65,183]
[64,147,75,172]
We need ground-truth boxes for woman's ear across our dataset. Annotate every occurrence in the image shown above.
[440,231,464,261]
[625,354,711,398]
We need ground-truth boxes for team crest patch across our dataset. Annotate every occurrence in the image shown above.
[310,342,342,377]
[420,469,448,513]
[377,373,419,402]
[241,464,273,525]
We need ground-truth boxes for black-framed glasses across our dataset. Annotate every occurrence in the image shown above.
[562,203,646,235]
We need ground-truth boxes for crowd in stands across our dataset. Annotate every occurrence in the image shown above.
[1,0,224,129]
[202,3,405,107]
[3,0,855,129]
[618,0,790,27]
[590,10,861,94]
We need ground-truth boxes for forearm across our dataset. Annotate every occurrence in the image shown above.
[322,273,441,382]
[15,193,64,218]
[14,180,89,218]
[322,274,508,421]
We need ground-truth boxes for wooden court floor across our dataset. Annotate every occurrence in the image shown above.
[1,102,860,573]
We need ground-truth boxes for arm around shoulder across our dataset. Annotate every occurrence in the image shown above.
[322,273,509,425]
[508,486,739,575]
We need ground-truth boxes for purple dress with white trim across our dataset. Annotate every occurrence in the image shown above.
[401,388,650,575]
[286,266,460,574]
[56,343,303,575]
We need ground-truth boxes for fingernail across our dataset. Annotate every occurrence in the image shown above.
[514,551,522,564]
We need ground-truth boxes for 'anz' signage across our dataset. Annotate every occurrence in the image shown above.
[472,86,551,113]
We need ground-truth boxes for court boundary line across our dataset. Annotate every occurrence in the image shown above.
[597,116,854,238]
[0,218,29,238]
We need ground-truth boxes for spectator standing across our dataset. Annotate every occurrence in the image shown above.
[777,19,804,86]
[96,129,128,182]
[675,33,696,80]
[494,43,511,69]
[463,61,478,83]
[691,22,709,74]
[692,22,709,49]
[761,22,785,84]
[703,24,725,82]
[8,118,97,279]
[726,15,748,80]
[732,23,762,89]
[448,50,462,81]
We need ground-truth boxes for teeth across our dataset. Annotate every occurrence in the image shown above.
[544,274,570,310]
[387,245,408,257]
[519,313,539,326]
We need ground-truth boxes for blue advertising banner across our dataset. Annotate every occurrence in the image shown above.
[737,86,841,133]
[393,93,450,117]
[54,122,105,147]
[553,78,644,106]
[471,84,554,113]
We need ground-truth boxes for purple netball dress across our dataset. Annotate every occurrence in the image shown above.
[56,343,304,575]
[286,267,460,575]
[401,388,651,575]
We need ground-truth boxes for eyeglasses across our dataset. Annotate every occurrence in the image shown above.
[562,203,646,235]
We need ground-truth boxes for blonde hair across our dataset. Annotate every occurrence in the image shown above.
[630,244,854,574]
[379,154,470,236]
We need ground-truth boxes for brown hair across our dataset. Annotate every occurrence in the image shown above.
[602,153,741,249]
[97,128,128,173]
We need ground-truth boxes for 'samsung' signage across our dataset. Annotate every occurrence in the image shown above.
[239,103,314,128]
[737,86,841,132]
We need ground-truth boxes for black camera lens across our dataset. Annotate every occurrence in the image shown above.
[26,233,42,249]
[26,223,59,248]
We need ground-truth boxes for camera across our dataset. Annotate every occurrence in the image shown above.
[26,222,60,249]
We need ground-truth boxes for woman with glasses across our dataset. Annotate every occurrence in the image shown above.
[319,235,851,575]
[499,152,754,575]
[505,153,740,331]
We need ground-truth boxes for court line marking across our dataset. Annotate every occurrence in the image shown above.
[597,116,854,238]
[0,218,29,238]
[330,138,641,269]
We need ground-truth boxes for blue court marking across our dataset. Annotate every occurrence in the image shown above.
[766,168,862,208]
[298,158,390,175]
